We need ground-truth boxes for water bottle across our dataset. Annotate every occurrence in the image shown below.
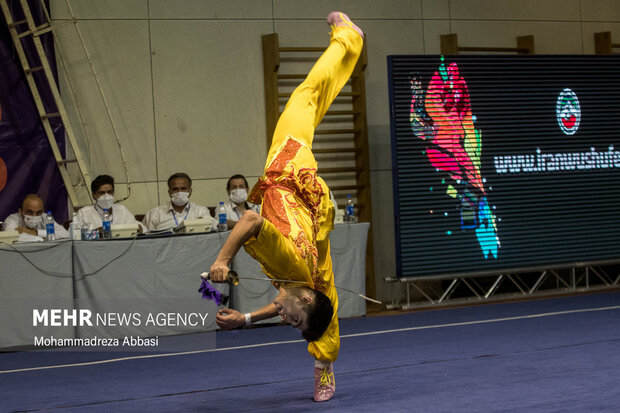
[45,211,55,241]
[345,195,355,223]
[102,209,112,239]
[69,212,82,240]
[218,202,228,232]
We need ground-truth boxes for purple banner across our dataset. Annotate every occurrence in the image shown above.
[0,0,67,223]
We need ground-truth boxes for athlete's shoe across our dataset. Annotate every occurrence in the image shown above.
[313,362,335,402]
[326,11,364,38]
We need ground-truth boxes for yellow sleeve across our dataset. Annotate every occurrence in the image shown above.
[243,218,313,286]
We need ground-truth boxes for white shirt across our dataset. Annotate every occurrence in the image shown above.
[142,201,216,231]
[222,200,260,222]
[329,191,340,215]
[1,212,70,239]
[75,204,144,231]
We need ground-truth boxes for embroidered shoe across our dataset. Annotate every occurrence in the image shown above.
[313,362,335,402]
[326,11,364,38]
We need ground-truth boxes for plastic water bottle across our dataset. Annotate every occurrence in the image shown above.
[70,212,82,240]
[345,195,355,223]
[45,211,55,241]
[218,202,228,232]
[102,209,112,239]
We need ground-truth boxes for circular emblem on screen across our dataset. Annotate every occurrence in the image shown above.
[556,89,580,135]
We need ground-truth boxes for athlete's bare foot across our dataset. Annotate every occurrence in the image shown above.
[327,11,364,38]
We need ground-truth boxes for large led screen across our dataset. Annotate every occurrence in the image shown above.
[388,55,620,278]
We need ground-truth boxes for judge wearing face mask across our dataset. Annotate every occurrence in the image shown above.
[75,174,144,232]
[223,174,260,229]
[1,194,69,239]
[142,172,216,231]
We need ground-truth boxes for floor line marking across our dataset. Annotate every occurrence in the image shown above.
[2,304,618,374]
[340,305,620,338]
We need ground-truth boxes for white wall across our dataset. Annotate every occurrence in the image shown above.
[50,0,620,302]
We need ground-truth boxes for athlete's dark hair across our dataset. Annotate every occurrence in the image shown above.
[167,172,192,187]
[300,288,333,342]
[91,175,114,194]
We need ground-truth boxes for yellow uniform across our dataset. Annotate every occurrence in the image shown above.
[243,25,363,362]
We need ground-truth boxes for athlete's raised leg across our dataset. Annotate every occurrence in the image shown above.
[266,13,364,165]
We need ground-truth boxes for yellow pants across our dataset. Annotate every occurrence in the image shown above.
[266,25,363,162]
[245,26,363,362]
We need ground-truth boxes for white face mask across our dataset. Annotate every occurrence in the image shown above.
[23,214,42,229]
[96,193,114,210]
[230,188,248,204]
[171,191,190,207]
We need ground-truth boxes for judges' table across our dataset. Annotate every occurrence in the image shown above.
[0,223,369,349]
[73,232,230,339]
[0,241,74,349]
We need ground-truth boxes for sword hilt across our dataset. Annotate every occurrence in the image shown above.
[201,270,239,286]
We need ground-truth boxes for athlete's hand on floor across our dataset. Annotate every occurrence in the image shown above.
[216,308,245,329]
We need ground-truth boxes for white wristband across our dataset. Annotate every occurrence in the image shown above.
[244,313,252,326]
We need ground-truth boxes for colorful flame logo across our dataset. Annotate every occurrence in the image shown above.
[410,58,500,259]
[556,88,580,135]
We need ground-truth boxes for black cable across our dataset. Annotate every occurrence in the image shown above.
[0,236,139,279]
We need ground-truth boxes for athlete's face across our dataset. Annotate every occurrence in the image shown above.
[273,288,311,331]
